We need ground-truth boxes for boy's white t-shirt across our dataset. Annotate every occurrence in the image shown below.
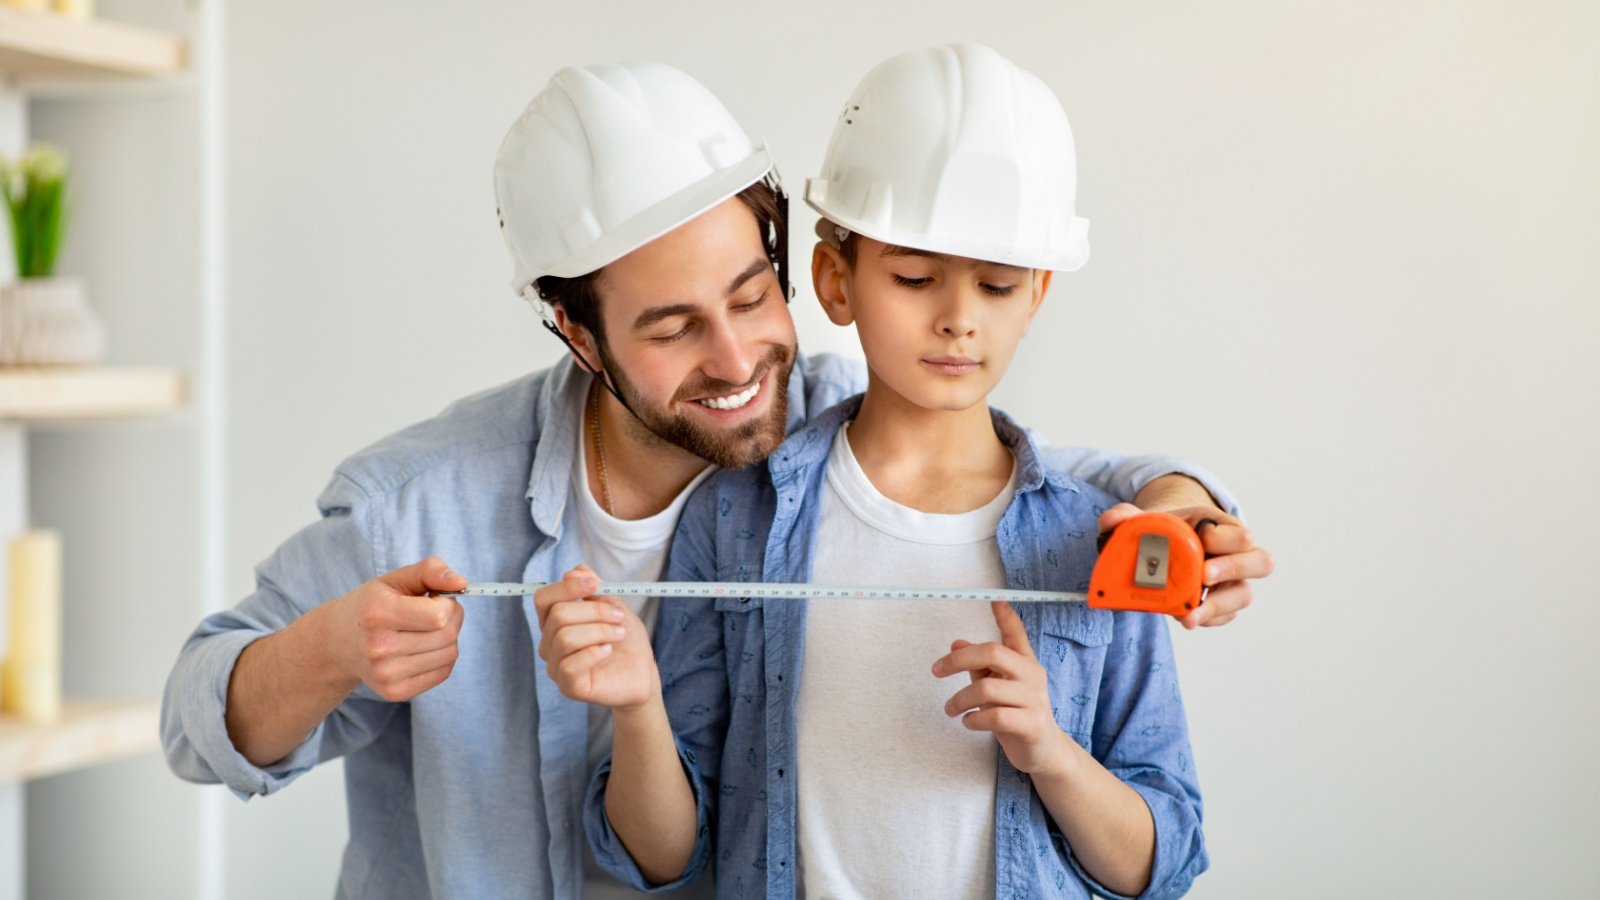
[796,424,1014,900]
[571,404,717,900]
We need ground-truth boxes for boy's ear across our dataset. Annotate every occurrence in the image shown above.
[1024,270,1052,332]
[552,304,604,373]
[811,241,856,327]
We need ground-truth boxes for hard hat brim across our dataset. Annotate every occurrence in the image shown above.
[512,146,775,292]
[805,188,1090,273]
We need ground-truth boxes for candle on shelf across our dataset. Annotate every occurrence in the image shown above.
[2,529,62,722]
[52,0,92,19]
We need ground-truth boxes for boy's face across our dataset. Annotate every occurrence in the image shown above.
[812,235,1049,414]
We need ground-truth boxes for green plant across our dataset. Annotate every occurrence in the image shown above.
[0,144,70,280]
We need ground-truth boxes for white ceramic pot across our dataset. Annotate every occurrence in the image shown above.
[0,277,107,366]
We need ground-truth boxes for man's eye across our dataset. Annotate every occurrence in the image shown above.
[652,324,692,343]
[892,274,933,288]
[735,292,769,313]
[981,283,1018,297]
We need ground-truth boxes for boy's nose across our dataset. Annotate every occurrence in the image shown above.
[936,293,979,338]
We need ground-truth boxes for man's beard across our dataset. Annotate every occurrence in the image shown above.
[599,341,796,470]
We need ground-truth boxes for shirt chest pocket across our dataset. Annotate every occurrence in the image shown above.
[1034,605,1114,745]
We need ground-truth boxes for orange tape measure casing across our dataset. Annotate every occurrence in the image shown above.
[1088,511,1205,619]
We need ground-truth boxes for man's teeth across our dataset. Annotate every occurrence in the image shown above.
[696,381,761,411]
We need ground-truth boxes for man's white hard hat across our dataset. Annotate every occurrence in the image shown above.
[805,42,1090,272]
[495,61,775,298]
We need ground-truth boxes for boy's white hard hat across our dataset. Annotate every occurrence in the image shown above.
[495,61,774,296]
[805,43,1090,272]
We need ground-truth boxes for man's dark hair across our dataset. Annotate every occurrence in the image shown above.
[532,177,787,351]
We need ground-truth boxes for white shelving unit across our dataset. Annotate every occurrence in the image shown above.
[0,8,193,899]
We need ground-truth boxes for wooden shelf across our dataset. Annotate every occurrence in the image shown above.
[0,366,183,420]
[0,698,159,784]
[0,7,185,83]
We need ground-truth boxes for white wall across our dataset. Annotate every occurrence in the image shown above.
[201,1,1600,897]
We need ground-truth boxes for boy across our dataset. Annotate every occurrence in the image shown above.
[542,44,1207,898]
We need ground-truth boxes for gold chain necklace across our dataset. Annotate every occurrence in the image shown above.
[589,379,615,515]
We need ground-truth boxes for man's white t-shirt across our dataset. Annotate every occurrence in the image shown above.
[796,424,1014,899]
[571,403,716,900]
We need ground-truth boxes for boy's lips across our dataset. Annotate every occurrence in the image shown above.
[921,356,982,375]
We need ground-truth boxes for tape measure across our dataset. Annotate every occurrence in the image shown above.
[445,511,1207,619]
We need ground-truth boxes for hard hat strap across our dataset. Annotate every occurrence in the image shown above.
[765,170,793,303]
[526,288,642,420]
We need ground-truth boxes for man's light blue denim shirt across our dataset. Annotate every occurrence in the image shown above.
[162,355,1234,900]
[587,396,1212,899]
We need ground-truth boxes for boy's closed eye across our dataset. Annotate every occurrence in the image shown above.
[889,271,1022,297]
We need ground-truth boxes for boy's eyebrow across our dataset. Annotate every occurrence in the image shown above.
[632,258,772,331]
[879,244,943,260]
[880,243,1028,273]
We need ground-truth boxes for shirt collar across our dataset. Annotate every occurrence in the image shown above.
[767,392,1066,496]
[525,356,587,538]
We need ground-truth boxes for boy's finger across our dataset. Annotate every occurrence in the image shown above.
[943,677,1030,717]
[990,602,1035,659]
[547,622,629,661]
[534,567,601,624]
[933,641,1029,680]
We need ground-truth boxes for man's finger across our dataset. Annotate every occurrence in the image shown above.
[1197,521,1254,556]
[373,642,459,686]
[1193,581,1252,625]
[990,601,1035,659]
[1096,502,1143,537]
[382,594,461,633]
[1204,548,1274,586]
[377,556,468,597]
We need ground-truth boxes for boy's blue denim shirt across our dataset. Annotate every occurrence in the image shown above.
[586,395,1210,899]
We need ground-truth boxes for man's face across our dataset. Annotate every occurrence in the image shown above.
[816,236,1048,414]
[587,197,798,469]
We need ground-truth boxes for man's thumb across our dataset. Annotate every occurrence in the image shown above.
[380,557,467,595]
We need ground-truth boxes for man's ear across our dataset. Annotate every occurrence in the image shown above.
[1024,270,1052,332]
[812,241,855,326]
[551,305,604,373]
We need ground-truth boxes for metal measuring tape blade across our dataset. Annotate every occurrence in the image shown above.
[444,512,1207,618]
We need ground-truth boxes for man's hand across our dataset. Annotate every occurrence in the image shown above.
[934,601,1072,775]
[324,557,468,701]
[1103,488,1275,629]
[534,565,659,711]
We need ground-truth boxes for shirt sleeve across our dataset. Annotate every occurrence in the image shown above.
[1035,443,1242,518]
[159,470,399,800]
[1063,611,1209,899]
[583,479,728,892]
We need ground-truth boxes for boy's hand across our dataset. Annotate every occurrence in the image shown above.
[934,601,1071,776]
[1100,501,1275,630]
[533,565,659,712]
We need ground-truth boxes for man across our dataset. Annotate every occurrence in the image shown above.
[161,61,1271,900]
